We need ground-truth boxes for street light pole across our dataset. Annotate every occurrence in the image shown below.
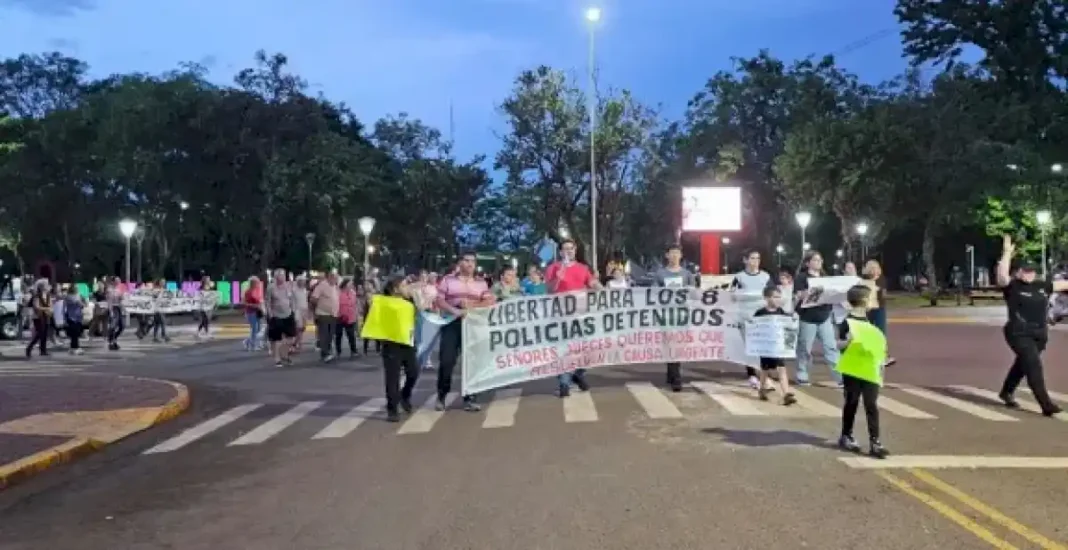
[119,219,137,284]
[135,229,145,283]
[795,211,811,257]
[855,222,869,262]
[1037,210,1052,279]
[178,200,189,282]
[586,6,601,274]
[721,237,730,273]
[775,244,784,268]
[304,233,316,273]
[358,217,376,280]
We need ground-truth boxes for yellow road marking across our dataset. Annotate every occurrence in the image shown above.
[875,471,1019,549]
[909,469,1067,550]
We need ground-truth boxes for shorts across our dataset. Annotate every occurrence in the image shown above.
[759,357,785,370]
[267,315,297,342]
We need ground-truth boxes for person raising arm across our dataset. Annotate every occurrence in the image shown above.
[544,238,601,397]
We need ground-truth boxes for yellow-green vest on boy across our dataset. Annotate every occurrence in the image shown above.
[836,317,888,386]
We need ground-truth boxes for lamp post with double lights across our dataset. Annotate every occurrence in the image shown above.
[795,211,811,255]
[1037,210,1052,279]
[585,6,602,274]
[358,216,376,279]
[855,222,869,262]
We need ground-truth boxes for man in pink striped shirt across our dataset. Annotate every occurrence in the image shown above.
[434,251,496,411]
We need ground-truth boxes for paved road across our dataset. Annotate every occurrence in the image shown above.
[1,322,1067,549]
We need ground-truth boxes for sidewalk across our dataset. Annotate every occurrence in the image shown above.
[0,374,189,489]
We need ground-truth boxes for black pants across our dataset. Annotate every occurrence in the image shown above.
[437,319,473,402]
[335,321,357,355]
[26,318,48,356]
[196,311,210,334]
[1000,326,1058,413]
[152,312,168,340]
[666,362,682,385]
[107,308,125,343]
[842,374,880,441]
[383,342,419,413]
[363,336,381,354]
[67,321,84,350]
[315,315,336,358]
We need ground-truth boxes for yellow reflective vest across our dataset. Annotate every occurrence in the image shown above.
[360,295,416,346]
[836,317,887,386]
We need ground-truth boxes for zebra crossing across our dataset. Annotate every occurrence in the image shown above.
[0,338,205,376]
[141,381,1068,455]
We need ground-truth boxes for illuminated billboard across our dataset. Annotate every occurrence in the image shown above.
[681,186,741,232]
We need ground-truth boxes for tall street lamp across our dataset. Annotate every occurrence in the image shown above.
[721,236,730,273]
[304,233,316,273]
[1053,163,1063,174]
[795,211,811,255]
[119,219,137,284]
[340,251,351,274]
[775,244,785,268]
[178,200,189,282]
[585,6,601,274]
[1037,210,1052,279]
[855,222,869,261]
[359,216,376,279]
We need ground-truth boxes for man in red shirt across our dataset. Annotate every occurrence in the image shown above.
[545,238,602,397]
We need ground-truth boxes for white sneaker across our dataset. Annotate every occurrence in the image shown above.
[747,375,761,389]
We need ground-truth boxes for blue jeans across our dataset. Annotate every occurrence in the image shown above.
[867,307,888,335]
[558,369,587,388]
[796,318,841,384]
[246,312,261,349]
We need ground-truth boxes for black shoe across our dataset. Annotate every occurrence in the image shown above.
[782,393,797,406]
[386,410,400,422]
[400,399,413,414]
[999,391,1020,408]
[758,388,770,401]
[24,348,31,358]
[869,440,889,459]
[572,374,590,392]
[109,342,120,351]
[558,385,571,398]
[670,381,683,393]
[1042,406,1063,417]
[838,435,861,453]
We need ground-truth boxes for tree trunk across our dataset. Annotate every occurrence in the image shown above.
[922,219,939,306]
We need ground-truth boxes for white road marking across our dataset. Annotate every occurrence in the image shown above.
[397,393,457,434]
[312,398,387,439]
[948,385,1067,422]
[625,382,683,419]
[563,391,599,423]
[144,404,263,454]
[840,455,1068,470]
[228,401,324,446]
[789,389,839,417]
[895,385,1018,422]
[877,395,938,419]
[1044,389,1068,403]
[692,381,768,416]
[482,389,523,429]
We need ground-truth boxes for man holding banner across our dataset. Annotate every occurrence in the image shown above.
[545,238,602,397]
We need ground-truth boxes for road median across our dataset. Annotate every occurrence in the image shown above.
[0,373,190,490]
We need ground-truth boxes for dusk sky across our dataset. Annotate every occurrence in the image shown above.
[2,0,911,164]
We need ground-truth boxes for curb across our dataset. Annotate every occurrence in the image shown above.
[0,376,191,491]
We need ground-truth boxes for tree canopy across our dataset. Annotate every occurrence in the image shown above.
[1,3,1065,287]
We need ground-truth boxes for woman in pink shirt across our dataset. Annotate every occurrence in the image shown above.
[434,251,495,412]
[243,276,264,351]
[335,278,359,358]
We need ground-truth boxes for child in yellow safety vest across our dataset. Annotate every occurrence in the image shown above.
[836,285,889,459]
[361,276,420,422]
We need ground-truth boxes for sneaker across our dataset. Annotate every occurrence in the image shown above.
[463,399,481,412]
[274,360,284,368]
[400,399,413,414]
[999,391,1020,408]
[322,354,335,364]
[747,376,760,389]
[838,435,861,453]
[572,374,590,392]
[558,385,571,398]
[782,393,797,406]
[795,378,811,386]
[758,388,770,401]
[1042,406,1063,418]
[109,342,120,351]
[884,357,897,367]
[386,410,401,423]
[434,398,447,411]
[670,381,683,393]
[74,348,84,356]
[869,440,889,459]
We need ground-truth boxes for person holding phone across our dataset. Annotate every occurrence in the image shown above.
[545,238,602,397]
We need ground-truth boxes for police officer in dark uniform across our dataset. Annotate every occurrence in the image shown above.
[996,235,1065,417]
